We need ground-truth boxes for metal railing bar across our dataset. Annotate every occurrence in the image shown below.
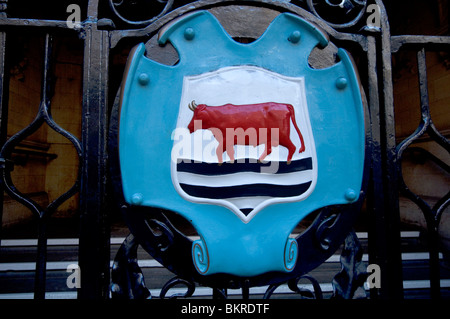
[391,35,450,53]
[0,18,72,29]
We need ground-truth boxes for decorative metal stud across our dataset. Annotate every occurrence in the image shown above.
[336,77,348,90]
[131,193,143,205]
[345,188,357,201]
[288,30,301,44]
[184,27,195,40]
[138,73,149,86]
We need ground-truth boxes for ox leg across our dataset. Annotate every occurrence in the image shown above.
[226,141,235,163]
[297,129,306,154]
[298,138,305,153]
[216,140,224,164]
[284,139,296,164]
[259,128,279,163]
[259,142,272,163]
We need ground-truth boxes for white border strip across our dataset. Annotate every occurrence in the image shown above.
[0,260,163,272]
[1,280,450,299]
[0,232,420,247]
[0,236,201,247]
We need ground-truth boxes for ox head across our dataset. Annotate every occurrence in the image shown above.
[187,100,206,133]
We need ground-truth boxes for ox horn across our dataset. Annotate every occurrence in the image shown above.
[188,100,198,111]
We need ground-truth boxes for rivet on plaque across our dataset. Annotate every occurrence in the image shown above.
[345,188,357,202]
[138,73,149,86]
[131,193,143,205]
[184,28,195,41]
[288,30,301,44]
[336,77,348,90]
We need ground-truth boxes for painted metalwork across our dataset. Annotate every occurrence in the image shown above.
[0,0,448,299]
[118,10,365,278]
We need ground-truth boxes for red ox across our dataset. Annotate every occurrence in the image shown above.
[187,101,306,163]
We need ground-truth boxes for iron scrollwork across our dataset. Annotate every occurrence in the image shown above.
[306,0,368,28]
[0,34,82,219]
[160,277,196,299]
[110,230,367,299]
[108,0,175,27]
[396,49,450,232]
[105,0,372,29]
[395,48,450,298]
[315,210,340,251]
[264,274,323,299]
[0,34,82,299]
[262,231,367,299]
[331,231,368,299]
[110,233,152,299]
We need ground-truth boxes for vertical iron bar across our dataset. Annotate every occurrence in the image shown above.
[34,217,48,299]
[34,33,53,299]
[416,49,431,121]
[78,0,110,299]
[242,281,250,299]
[366,2,405,298]
[213,288,227,299]
[366,34,388,299]
[416,48,441,299]
[379,1,404,299]
[0,30,8,247]
[367,36,403,299]
[0,0,9,249]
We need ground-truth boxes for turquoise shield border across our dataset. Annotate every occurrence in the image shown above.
[118,11,365,277]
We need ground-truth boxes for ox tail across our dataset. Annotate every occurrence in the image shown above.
[287,104,306,153]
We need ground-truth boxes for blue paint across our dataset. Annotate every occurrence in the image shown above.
[119,11,365,277]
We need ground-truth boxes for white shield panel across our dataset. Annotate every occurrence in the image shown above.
[171,66,317,222]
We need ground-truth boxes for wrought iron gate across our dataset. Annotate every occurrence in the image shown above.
[0,0,449,299]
